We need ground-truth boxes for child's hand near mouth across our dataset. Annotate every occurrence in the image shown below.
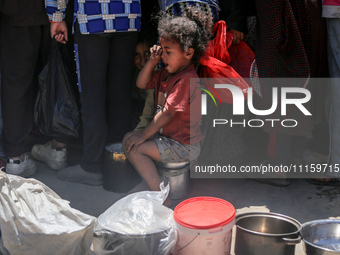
[150,45,163,62]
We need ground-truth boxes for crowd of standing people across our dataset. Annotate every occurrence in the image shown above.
[0,0,339,193]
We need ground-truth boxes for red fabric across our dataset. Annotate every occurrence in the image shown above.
[228,41,255,79]
[204,21,233,64]
[323,0,340,6]
[146,65,203,144]
[200,21,250,104]
[268,133,276,159]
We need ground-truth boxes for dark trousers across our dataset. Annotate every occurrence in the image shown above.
[270,133,308,163]
[0,21,50,157]
[74,26,138,173]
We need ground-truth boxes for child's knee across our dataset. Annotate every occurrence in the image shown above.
[122,132,133,144]
[122,132,133,154]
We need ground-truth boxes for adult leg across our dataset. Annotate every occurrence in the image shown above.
[31,25,71,170]
[310,18,340,184]
[76,29,110,174]
[254,133,291,187]
[57,26,110,185]
[274,134,292,165]
[0,64,5,159]
[328,18,340,178]
[0,23,47,176]
[0,23,42,157]
[106,32,138,143]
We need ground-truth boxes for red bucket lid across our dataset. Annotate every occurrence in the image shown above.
[174,197,236,229]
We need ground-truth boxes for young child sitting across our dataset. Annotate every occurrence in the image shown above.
[123,7,212,207]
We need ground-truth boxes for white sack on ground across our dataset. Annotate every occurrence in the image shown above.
[0,171,96,255]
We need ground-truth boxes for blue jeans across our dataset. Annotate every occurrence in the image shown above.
[327,18,340,176]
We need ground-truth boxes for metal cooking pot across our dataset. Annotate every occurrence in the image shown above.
[92,228,173,254]
[301,219,340,255]
[103,143,141,193]
[155,162,190,200]
[234,212,301,255]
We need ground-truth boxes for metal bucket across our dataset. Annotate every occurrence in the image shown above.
[156,162,190,200]
[103,143,141,193]
[234,212,301,255]
[92,228,172,255]
[301,219,340,255]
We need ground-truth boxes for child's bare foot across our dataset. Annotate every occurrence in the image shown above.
[163,197,172,208]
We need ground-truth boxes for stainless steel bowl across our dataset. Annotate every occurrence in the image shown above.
[301,219,340,255]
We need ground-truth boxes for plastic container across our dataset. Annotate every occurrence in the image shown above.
[103,143,141,193]
[173,197,236,255]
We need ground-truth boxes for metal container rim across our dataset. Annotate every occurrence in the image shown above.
[301,219,340,253]
[94,228,171,238]
[236,212,302,237]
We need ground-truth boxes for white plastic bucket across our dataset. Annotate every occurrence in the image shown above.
[173,197,236,255]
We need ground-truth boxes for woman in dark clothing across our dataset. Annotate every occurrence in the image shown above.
[251,0,328,186]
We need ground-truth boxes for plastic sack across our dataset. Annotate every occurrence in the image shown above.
[228,41,255,79]
[200,21,250,104]
[204,20,233,64]
[0,171,96,255]
[34,38,80,137]
[92,183,177,255]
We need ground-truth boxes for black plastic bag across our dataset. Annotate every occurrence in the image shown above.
[34,38,80,137]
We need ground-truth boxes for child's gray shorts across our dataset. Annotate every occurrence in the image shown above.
[154,135,201,163]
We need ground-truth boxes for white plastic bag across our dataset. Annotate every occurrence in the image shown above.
[0,172,96,255]
[92,183,177,255]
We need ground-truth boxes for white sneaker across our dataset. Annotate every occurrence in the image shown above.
[6,154,37,177]
[31,141,67,170]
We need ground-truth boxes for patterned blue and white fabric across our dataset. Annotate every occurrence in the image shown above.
[46,0,141,34]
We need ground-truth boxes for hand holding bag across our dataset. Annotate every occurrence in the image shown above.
[34,38,80,137]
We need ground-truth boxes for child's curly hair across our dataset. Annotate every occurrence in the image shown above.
[157,6,213,66]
